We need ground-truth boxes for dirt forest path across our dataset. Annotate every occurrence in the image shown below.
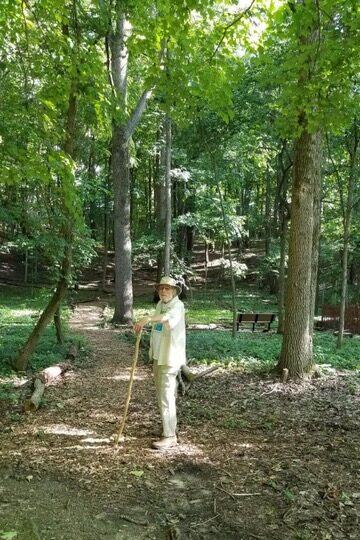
[1,300,360,540]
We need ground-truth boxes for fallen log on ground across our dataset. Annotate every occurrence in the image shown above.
[23,344,77,413]
[177,365,219,396]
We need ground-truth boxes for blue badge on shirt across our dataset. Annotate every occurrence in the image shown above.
[154,323,163,332]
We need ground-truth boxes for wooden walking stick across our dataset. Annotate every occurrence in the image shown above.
[113,329,143,448]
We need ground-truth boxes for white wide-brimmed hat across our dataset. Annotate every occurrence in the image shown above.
[155,276,181,295]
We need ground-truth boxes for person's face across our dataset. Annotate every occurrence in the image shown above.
[159,285,176,304]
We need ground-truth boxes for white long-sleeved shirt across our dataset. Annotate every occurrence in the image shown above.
[149,295,186,369]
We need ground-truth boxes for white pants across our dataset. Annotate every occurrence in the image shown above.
[153,363,178,438]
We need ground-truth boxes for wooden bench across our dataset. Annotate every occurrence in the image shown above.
[237,313,277,332]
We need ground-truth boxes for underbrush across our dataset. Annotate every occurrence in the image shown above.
[186,330,360,371]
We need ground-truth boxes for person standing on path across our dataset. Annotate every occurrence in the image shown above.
[134,276,186,450]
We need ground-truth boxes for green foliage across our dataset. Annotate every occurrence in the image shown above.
[219,258,248,282]
[258,0,360,137]
[258,243,283,276]
[174,180,247,247]
[133,234,165,268]
[0,532,18,540]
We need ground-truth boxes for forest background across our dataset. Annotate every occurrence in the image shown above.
[1,2,360,539]
[0,0,360,376]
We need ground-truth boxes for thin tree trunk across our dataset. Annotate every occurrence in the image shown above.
[164,114,172,275]
[277,211,288,334]
[155,122,166,284]
[277,142,292,335]
[102,156,111,291]
[54,307,64,344]
[216,184,237,337]
[15,246,72,371]
[264,170,271,256]
[24,248,29,284]
[337,121,359,348]
[112,125,133,323]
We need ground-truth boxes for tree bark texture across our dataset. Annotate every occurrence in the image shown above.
[54,307,64,344]
[23,361,71,412]
[278,0,322,378]
[277,210,288,334]
[278,130,321,377]
[112,124,133,323]
[309,139,322,334]
[110,12,133,323]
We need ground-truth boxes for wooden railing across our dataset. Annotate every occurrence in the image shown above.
[321,304,360,334]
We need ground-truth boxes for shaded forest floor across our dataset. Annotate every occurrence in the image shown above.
[1,298,360,540]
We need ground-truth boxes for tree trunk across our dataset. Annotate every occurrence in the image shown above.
[101,157,111,291]
[216,183,237,338]
[264,169,271,256]
[277,210,288,334]
[278,129,321,378]
[109,6,152,321]
[23,361,71,413]
[155,123,167,284]
[54,307,64,344]
[15,261,70,371]
[337,120,359,348]
[277,0,322,379]
[164,114,172,275]
[110,12,132,323]
[309,141,322,335]
[277,142,292,334]
[112,124,133,323]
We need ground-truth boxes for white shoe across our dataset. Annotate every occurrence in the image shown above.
[151,436,177,450]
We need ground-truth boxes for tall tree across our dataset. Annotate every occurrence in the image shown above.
[277,0,322,377]
[109,4,152,323]
[15,1,82,370]
[258,0,360,378]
